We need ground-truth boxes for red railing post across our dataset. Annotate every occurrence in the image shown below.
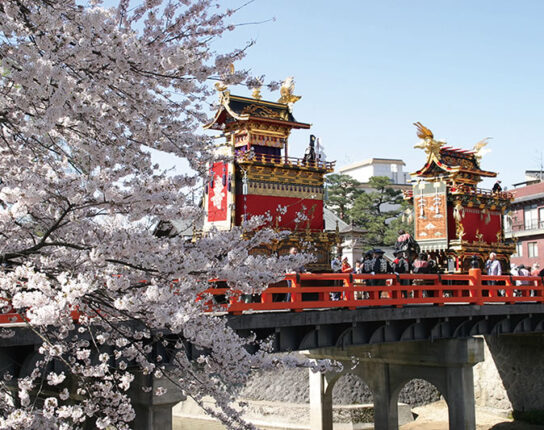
[228,290,243,315]
[290,274,302,312]
[469,268,484,305]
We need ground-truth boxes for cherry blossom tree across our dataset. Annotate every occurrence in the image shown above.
[0,1,330,428]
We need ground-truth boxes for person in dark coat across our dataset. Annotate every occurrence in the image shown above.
[392,251,411,295]
[361,249,375,286]
[392,251,410,274]
[361,250,374,274]
[371,249,392,286]
[492,180,502,193]
[395,230,420,263]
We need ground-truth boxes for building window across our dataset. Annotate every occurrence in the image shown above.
[512,242,523,257]
[504,215,512,232]
[540,207,544,229]
[525,205,538,230]
[528,242,538,258]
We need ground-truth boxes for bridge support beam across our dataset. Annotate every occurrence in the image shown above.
[305,337,484,430]
[309,368,334,430]
[129,370,186,430]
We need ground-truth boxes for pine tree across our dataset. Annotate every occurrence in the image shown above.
[325,173,362,222]
[349,176,407,246]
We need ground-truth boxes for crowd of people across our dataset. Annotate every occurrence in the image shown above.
[484,251,544,278]
[333,249,439,277]
[284,233,544,303]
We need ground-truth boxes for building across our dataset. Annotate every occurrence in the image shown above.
[323,207,365,265]
[505,180,544,269]
[512,170,544,187]
[336,158,411,215]
[338,158,411,189]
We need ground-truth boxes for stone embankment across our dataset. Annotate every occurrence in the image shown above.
[174,352,441,428]
[240,361,440,407]
[174,336,544,428]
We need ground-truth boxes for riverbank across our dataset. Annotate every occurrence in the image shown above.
[400,400,544,430]
[174,400,544,429]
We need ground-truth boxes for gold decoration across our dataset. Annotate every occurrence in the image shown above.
[453,202,465,221]
[401,207,414,224]
[414,122,434,140]
[475,229,484,243]
[481,207,491,224]
[472,137,491,161]
[241,104,283,119]
[413,122,446,159]
[278,77,301,105]
[252,87,262,100]
[456,220,465,241]
[215,81,228,92]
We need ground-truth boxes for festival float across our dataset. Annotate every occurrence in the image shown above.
[201,79,338,271]
[405,123,515,272]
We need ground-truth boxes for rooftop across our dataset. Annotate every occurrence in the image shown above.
[204,93,310,131]
[511,180,544,200]
[338,158,406,172]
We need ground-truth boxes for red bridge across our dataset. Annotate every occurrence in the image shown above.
[204,268,544,314]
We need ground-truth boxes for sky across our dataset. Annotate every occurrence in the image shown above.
[207,0,544,190]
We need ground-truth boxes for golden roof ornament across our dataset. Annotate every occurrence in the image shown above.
[278,77,301,106]
[413,122,445,159]
[252,86,262,100]
[214,81,229,93]
[214,64,235,95]
[472,137,492,162]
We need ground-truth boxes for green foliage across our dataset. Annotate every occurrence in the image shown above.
[325,173,362,222]
[349,176,409,246]
[383,200,415,245]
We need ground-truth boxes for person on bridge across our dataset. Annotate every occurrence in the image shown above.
[484,252,502,296]
[485,252,502,277]
[412,253,431,296]
[284,247,305,302]
[331,254,342,273]
[330,254,342,300]
[392,251,410,275]
[354,260,362,274]
[371,249,392,287]
[395,230,420,262]
[341,257,352,273]
[392,251,411,296]
[361,250,374,274]
[360,250,375,289]
[412,253,429,274]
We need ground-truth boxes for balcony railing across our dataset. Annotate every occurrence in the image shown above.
[404,185,513,200]
[506,221,544,233]
[235,152,335,170]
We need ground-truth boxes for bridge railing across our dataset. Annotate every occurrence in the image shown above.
[201,269,544,314]
[2,269,543,323]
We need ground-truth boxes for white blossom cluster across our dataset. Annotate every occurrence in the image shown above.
[0,1,335,428]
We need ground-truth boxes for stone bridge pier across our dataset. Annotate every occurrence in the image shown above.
[305,337,484,430]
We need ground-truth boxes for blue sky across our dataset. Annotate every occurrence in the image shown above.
[211,0,544,189]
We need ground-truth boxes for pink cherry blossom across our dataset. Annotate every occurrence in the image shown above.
[0,1,336,428]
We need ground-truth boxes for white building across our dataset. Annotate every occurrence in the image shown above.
[338,158,410,187]
[337,158,411,214]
